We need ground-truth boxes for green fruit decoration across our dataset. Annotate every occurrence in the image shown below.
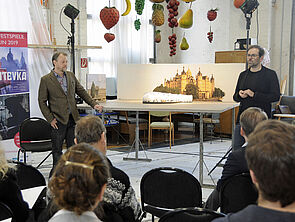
[134,19,141,30]
[180,36,189,50]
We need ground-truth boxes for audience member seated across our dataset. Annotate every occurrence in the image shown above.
[48,143,109,222]
[75,115,141,222]
[0,146,29,222]
[205,107,268,210]
[213,120,295,222]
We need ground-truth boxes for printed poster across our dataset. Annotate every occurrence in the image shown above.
[0,32,30,142]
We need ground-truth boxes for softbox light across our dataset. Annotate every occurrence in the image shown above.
[64,4,80,20]
[240,0,259,14]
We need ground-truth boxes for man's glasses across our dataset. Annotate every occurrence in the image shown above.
[247,54,259,58]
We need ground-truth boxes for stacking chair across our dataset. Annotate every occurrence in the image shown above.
[219,173,258,214]
[159,207,225,222]
[18,117,52,168]
[140,167,202,222]
[194,113,222,143]
[0,201,13,221]
[148,112,174,149]
[15,162,47,221]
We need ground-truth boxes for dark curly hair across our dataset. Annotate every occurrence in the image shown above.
[49,143,110,215]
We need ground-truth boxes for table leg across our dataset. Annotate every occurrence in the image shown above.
[123,111,151,162]
[199,113,204,186]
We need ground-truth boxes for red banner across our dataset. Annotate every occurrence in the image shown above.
[0,32,27,47]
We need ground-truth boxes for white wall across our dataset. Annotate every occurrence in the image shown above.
[48,0,293,93]
[156,0,293,90]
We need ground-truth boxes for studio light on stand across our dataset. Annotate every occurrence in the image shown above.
[63,4,80,74]
[234,0,259,68]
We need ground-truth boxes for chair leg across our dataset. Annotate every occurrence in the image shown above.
[36,151,52,169]
[148,128,151,147]
[17,149,21,162]
[169,128,171,149]
[172,127,174,145]
[152,215,154,222]
[24,151,27,163]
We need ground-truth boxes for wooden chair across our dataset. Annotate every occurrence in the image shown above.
[148,111,174,149]
[118,111,148,145]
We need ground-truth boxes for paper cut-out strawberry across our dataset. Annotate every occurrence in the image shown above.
[104,33,115,43]
[100,7,120,30]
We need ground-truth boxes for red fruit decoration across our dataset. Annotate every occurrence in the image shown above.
[104,33,115,43]
[100,7,120,30]
[167,0,180,28]
[207,27,213,43]
[234,0,246,8]
[168,33,177,56]
[167,0,179,57]
[207,9,218,21]
[100,6,120,43]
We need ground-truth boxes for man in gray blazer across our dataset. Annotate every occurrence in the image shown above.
[38,52,103,170]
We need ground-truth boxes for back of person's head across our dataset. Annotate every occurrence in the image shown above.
[246,120,295,207]
[49,143,110,215]
[240,107,268,137]
[75,115,106,144]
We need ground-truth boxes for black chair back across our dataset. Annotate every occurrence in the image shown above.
[18,117,52,167]
[19,117,52,152]
[140,167,202,220]
[280,96,295,113]
[15,162,46,189]
[15,162,47,220]
[0,201,13,220]
[219,173,258,214]
[159,207,225,222]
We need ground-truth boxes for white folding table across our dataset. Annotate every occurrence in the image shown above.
[79,100,239,187]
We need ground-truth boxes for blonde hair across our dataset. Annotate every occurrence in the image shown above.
[0,147,13,180]
[49,143,110,215]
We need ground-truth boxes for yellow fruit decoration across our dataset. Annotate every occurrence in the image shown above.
[179,9,193,28]
[182,0,196,2]
[122,0,131,16]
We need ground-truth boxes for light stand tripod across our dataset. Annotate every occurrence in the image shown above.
[245,12,253,69]
[63,3,79,74]
[69,18,76,74]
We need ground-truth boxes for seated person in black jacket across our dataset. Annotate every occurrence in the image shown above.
[205,107,268,210]
[213,120,295,222]
[0,147,29,222]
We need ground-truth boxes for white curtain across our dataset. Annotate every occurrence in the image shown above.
[0,0,52,118]
[87,0,153,78]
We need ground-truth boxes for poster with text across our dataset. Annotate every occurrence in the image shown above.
[0,32,30,142]
[0,32,29,95]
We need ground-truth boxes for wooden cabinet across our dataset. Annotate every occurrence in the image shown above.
[215,50,246,63]
[215,106,239,135]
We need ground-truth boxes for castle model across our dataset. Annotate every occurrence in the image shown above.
[164,67,215,99]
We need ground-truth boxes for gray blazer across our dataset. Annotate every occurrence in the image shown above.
[38,71,97,125]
